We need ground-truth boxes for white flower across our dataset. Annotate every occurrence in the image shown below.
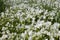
[28,30,33,36]
[36,32,41,36]
[31,7,35,12]
[53,23,60,27]
[43,31,48,34]
[21,33,26,38]
[44,10,48,15]
[40,28,45,33]
[32,18,35,24]
[5,22,9,26]
[44,21,51,27]
[50,36,54,40]
[28,36,32,40]
[47,32,51,36]
[45,39,48,40]
[2,31,5,34]
[53,23,60,30]
[1,12,4,17]
[35,23,42,28]
[0,38,2,40]
[43,15,46,19]
[26,14,32,18]
[2,35,8,39]
[6,30,10,34]
[25,25,30,29]
[58,31,60,36]
[35,20,44,28]
[6,9,9,13]
[39,9,43,13]
[2,27,6,31]
[49,12,55,16]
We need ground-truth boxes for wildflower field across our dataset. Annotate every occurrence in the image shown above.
[0,0,60,40]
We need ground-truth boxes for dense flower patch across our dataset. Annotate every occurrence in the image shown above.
[0,0,60,40]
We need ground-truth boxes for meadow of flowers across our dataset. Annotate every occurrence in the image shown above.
[0,0,60,40]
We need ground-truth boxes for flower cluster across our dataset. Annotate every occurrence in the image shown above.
[0,0,60,40]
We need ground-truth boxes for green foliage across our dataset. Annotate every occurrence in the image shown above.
[41,4,53,12]
[25,18,32,25]
[0,0,60,40]
[32,34,50,40]
[0,0,6,13]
